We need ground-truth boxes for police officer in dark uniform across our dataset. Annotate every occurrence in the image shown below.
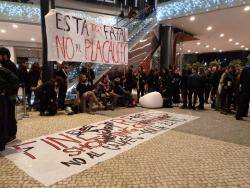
[236,63,250,120]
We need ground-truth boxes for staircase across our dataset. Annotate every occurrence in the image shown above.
[66,10,160,99]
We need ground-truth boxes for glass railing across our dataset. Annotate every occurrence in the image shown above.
[0,1,40,23]
[1,0,249,24]
[157,0,249,21]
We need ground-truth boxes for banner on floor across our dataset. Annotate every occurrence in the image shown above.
[45,9,128,64]
[2,111,198,186]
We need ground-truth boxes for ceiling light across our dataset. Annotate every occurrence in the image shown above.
[0,29,6,33]
[219,33,224,37]
[30,37,36,41]
[245,48,249,51]
[12,24,18,29]
[195,52,198,54]
[189,16,196,21]
[187,50,191,53]
[197,42,201,45]
[213,48,217,51]
[235,42,240,46]
[244,6,250,11]
[228,38,233,42]
[206,26,213,31]
[205,45,210,48]
[241,45,245,48]
[219,50,223,53]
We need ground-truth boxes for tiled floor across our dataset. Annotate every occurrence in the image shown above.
[1,106,250,188]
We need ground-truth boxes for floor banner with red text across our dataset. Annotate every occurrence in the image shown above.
[1,110,198,186]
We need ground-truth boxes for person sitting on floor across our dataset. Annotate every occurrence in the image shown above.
[112,77,134,107]
[36,77,63,116]
[96,74,119,110]
[76,74,104,114]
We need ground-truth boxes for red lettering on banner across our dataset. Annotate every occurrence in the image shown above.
[65,37,75,59]
[12,141,37,160]
[102,40,110,63]
[55,35,66,59]
[85,39,92,61]
[91,40,96,62]
[96,40,102,62]
[55,35,75,60]
[42,134,82,150]
[111,42,118,64]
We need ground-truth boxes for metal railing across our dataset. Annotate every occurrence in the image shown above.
[16,85,29,120]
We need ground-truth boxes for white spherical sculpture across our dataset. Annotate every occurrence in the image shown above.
[139,92,163,109]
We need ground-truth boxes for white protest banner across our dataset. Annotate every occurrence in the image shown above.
[45,9,128,65]
[1,111,198,186]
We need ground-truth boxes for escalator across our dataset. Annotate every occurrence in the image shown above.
[66,10,160,99]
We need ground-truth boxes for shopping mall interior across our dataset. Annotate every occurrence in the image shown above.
[0,0,250,187]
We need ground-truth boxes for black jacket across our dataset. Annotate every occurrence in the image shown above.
[0,67,19,97]
[239,65,250,94]
[1,60,18,76]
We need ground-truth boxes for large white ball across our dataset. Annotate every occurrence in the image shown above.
[139,92,163,109]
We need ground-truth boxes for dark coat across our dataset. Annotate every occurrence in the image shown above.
[240,65,250,94]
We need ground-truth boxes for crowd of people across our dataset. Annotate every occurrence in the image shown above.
[1,45,250,151]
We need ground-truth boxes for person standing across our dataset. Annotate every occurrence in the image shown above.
[236,63,250,120]
[210,66,220,109]
[56,63,68,110]
[136,66,146,99]
[0,48,19,145]
[125,65,135,94]
[220,65,236,114]
[27,63,41,108]
[36,77,63,116]
[180,68,191,109]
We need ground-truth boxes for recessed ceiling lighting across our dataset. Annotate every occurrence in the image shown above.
[213,48,217,51]
[205,45,210,48]
[0,29,6,33]
[195,51,198,54]
[220,33,225,37]
[244,6,250,11]
[187,50,191,53]
[206,26,213,31]
[12,24,18,29]
[228,38,233,42]
[219,49,223,52]
[245,48,249,51]
[241,45,245,48]
[30,37,36,41]
[197,42,201,45]
[190,16,196,21]
[235,42,240,46]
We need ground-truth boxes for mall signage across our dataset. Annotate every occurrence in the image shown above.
[1,110,198,186]
[45,9,128,64]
